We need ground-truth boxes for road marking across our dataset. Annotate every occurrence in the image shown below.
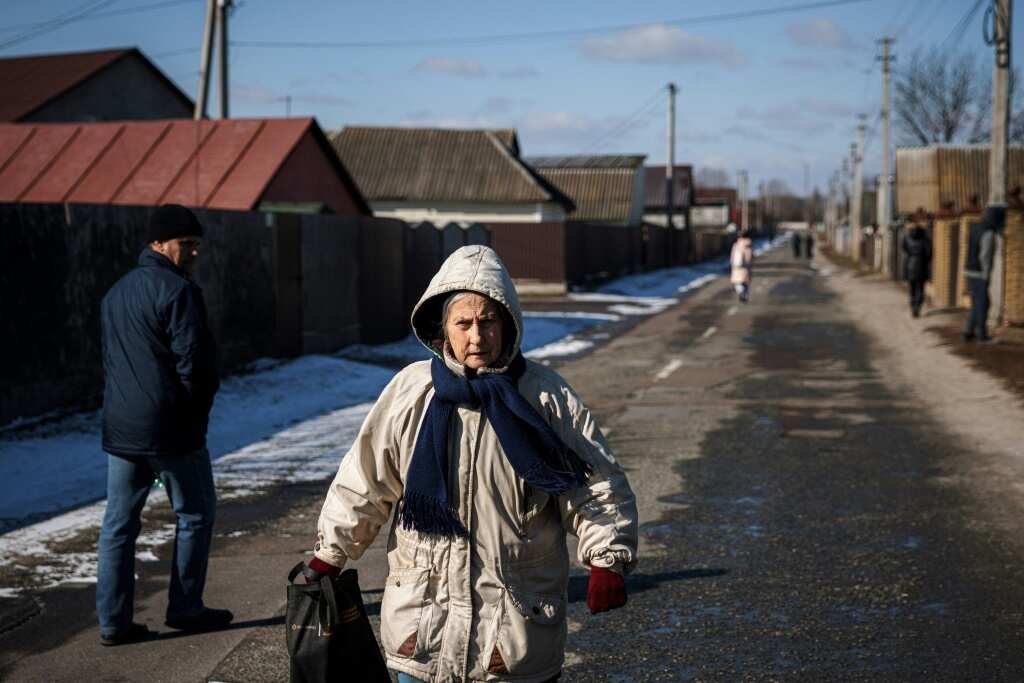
[655,358,684,381]
[727,306,738,316]
[700,326,718,340]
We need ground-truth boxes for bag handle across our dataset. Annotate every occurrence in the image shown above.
[287,561,340,636]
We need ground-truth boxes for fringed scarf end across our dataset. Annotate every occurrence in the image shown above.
[398,491,468,538]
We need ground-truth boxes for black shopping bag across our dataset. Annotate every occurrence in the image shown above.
[286,562,389,683]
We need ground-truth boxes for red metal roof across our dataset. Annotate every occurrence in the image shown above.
[0,118,368,212]
[0,48,136,122]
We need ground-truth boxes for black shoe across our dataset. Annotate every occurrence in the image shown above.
[165,607,234,632]
[962,333,976,343]
[100,622,154,647]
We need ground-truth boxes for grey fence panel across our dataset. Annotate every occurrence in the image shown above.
[300,213,361,353]
[441,222,466,258]
[358,217,408,344]
[464,223,491,247]
[405,221,445,320]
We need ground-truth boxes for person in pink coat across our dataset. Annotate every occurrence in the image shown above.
[730,230,754,302]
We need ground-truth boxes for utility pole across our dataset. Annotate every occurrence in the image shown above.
[194,0,217,119]
[877,37,895,237]
[852,116,867,261]
[738,170,749,232]
[665,83,677,230]
[217,0,232,119]
[803,162,811,230]
[988,0,1012,325]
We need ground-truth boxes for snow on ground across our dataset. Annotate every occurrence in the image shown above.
[0,239,788,594]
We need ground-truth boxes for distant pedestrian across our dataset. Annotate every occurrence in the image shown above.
[303,245,638,682]
[963,204,1006,342]
[791,231,803,258]
[97,204,231,646]
[731,229,754,302]
[901,224,933,318]
[804,232,815,259]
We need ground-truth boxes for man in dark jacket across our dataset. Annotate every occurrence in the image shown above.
[96,204,231,646]
[963,204,1006,342]
[901,224,933,317]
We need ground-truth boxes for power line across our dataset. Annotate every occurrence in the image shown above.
[574,87,666,155]
[940,0,985,50]
[232,0,879,50]
[0,0,200,34]
[0,0,118,51]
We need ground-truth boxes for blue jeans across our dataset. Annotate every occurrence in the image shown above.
[966,277,990,338]
[96,448,216,635]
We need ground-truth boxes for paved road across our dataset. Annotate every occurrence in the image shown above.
[4,245,1024,681]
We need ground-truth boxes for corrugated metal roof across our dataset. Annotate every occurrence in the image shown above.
[0,117,368,212]
[525,155,645,222]
[330,126,571,208]
[528,155,646,170]
[644,165,693,210]
[0,48,191,122]
[895,145,1024,213]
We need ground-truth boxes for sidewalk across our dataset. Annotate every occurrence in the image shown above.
[821,245,1024,404]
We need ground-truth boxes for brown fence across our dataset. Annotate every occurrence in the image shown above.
[0,203,489,425]
[487,222,568,285]
[1004,208,1024,325]
[928,217,960,309]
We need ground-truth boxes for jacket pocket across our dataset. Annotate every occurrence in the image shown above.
[380,567,431,659]
[490,586,566,676]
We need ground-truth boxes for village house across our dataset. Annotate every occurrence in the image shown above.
[330,126,577,289]
[526,154,647,226]
[0,47,193,123]
[0,117,369,215]
[643,164,694,228]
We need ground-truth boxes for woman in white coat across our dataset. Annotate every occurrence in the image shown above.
[305,245,639,682]
[730,230,755,302]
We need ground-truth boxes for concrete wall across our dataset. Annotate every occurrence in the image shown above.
[25,55,192,122]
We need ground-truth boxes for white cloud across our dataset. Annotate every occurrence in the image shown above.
[581,24,746,69]
[412,56,486,78]
[785,18,859,50]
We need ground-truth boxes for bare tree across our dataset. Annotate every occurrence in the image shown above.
[696,166,731,188]
[894,47,1022,145]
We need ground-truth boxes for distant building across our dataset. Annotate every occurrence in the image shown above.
[526,155,646,226]
[329,126,573,223]
[0,118,370,215]
[0,48,193,123]
[643,165,693,228]
[693,186,738,228]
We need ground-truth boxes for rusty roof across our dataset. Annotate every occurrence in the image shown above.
[330,126,573,209]
[526,155,645,222]
[694,186,738,205]
[644,165,694,211]
[0,117,369,213]
[0,47,192,122]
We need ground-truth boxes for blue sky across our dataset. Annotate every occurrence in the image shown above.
[3,0,1018,194]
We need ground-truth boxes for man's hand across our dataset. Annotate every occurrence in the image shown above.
[587,566,626,614]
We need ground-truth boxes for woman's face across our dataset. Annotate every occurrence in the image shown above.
[444,293,505,370]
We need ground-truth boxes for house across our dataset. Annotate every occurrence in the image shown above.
[330,126,576,289]
[693,186,738,228]
[0,117,369,215]
[643,164,694,228]
[330,126,572,222]
[526,155,646,226]
[0,48,193,123]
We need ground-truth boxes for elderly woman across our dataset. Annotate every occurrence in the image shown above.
[305,245,638,682]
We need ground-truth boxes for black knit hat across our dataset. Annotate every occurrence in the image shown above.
[146,204,203,244]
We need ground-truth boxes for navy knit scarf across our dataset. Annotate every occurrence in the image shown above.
[398,353,592,538]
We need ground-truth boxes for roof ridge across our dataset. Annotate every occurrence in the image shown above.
[484,130,552,202]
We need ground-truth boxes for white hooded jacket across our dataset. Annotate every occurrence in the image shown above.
[315,245,638,682]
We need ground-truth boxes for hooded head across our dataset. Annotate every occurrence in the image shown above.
[981,204,1007,232]
[411,246,522,369]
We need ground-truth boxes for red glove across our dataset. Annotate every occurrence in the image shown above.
[304,556,342,583]
[587,566,626,614]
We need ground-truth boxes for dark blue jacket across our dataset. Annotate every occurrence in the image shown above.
[101,249,219,457]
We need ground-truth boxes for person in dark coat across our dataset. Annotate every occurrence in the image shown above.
[901,224,933,317]
[963,204,1006,342]
[96,204,232,646]
[791,231,803,258]
[804,231,815,259]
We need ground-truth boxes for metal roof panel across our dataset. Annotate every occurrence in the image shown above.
[21,123,122,202]
[0,123,77,201]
